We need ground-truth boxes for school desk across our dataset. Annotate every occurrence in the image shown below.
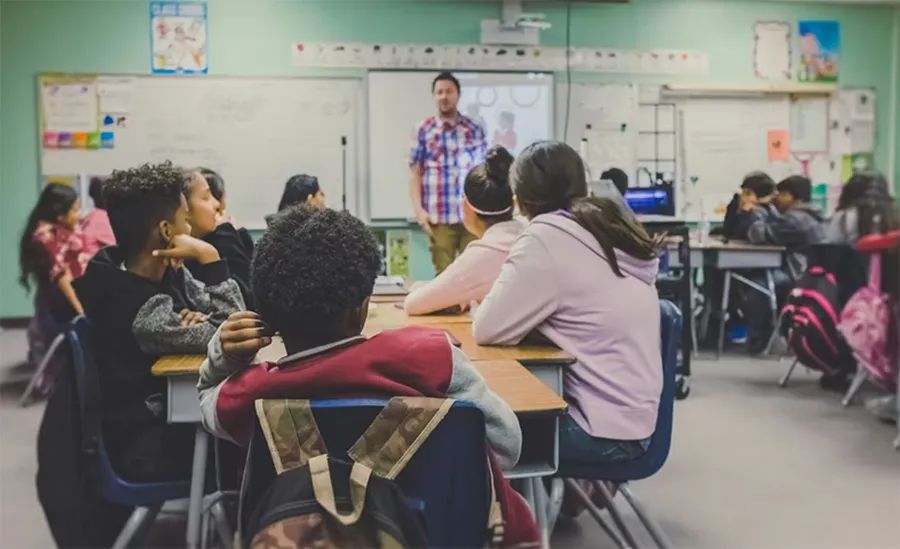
[151,354,567,546]
[667,237,786,358]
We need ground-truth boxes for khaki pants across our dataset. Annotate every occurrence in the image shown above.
[429,223,476,274]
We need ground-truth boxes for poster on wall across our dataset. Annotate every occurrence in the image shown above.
[797,20,839,83]
[753,21,791,80]
[150,2,208,74]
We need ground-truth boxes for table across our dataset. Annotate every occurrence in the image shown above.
[152,354,567,548]
[668,237,786,358]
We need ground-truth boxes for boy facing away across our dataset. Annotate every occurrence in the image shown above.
[197,206,538,546]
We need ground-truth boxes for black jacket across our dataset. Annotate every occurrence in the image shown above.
[73,247,243,478]
[188,222,255,308]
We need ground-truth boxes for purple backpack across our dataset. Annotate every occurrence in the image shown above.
[838,253,898,390]
[781,266,855,374]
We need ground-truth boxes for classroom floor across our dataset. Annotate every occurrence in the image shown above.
[1,327,898,549]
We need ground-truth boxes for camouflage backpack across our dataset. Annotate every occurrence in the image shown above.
[238,397,503,548]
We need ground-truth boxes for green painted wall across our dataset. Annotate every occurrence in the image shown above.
[2,0,898,317]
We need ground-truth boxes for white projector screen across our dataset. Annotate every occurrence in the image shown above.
[368,71,554,220]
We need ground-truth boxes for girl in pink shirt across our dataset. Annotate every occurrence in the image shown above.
[81,176,116,257]
[404,146,524,315]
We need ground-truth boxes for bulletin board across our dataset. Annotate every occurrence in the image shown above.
[39,74,364,229]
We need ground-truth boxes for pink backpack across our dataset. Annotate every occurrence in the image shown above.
[838,252,897,389]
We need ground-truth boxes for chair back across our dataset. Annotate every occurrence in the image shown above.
[558,299,682,482]
[241,398,491,548]
[66,316,189,504]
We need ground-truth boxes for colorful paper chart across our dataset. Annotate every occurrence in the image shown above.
[43,132,59,148]
[87,132,101,149]
[58,132,73,148]
[100,131,115,149]
[72,132,88,148]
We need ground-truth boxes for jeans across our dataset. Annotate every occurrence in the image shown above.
[558,414,651,466]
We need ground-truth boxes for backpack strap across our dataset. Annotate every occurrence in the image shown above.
[308,454,372,526]
[254,399,327,474]
[348,397,454,480]
[485,456,505,547]
[869,252,882,290]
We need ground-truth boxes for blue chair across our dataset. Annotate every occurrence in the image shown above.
[554,299,682,549]
[240,399,492,548]
[67,317,191,549]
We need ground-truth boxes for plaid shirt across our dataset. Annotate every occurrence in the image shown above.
[409,113,487,224]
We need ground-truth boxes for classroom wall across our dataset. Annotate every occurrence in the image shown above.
[2,0,898,318]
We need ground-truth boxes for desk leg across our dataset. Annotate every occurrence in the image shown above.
[532,478,550,549]
[186,426,209,549]
[717,270,731,359]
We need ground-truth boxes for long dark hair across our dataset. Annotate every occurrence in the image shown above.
[197,167,225,202]
[464,145,514,223]
[19,183,78,290]
[840,172,898,236]
[278,174,320,211]
[511,141,658,277]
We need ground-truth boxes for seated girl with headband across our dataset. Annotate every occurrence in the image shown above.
[404,146,524,315]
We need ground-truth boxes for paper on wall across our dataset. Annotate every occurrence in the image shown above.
[849,120,875,153]
[767,129,790,162]
[790,96,828,153]
[753,21,792,80]
[41,81,98,133]
[97,77,135,113]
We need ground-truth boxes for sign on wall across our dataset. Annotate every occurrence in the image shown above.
[150,2,208,74]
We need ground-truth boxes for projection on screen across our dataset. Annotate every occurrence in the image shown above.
[456,72,553,156]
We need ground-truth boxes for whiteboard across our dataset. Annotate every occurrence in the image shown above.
[676,96,794,220]
[555,83,639,181]
[368,71,554,220]
[41,75,363,229]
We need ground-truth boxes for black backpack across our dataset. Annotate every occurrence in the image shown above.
[780,265,855,374]
[239,397,503,548]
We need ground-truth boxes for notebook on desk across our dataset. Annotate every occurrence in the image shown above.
[373,275,408,296]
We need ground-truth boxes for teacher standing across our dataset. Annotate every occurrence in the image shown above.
[409,72,488,273]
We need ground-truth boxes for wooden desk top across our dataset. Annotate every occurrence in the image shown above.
[363,302,471,335]
[474,360,567,414]
[440,324,575,364]
[151,355,565,415]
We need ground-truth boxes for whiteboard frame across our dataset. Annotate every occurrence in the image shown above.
[37,72,367,228]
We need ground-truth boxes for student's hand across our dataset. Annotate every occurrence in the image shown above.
[153,234,220,265]
[179,309,208,327]
[415,209,433,237]
[220,311,274,363]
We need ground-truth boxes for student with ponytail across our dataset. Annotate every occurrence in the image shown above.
[404,145,524,315]
[473,141,662,481]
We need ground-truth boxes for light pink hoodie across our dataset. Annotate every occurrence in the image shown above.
[404,220,524,315]
[473,212,662,440]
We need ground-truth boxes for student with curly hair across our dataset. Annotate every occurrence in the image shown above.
[197,206,539,547]
[74,161,245,481]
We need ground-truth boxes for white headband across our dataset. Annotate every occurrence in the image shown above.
[464,196,512,216]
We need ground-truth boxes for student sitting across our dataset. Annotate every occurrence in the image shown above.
[825,171,898,245]
[20,183,88,393]
[747,175,825,275]
[471,142,661,505]
[74,162,244,481]
[599,167,629,197]
[404,146,523,315]
[183,169,255,308]
[197,206,538,547]
[717,171,776,240]
[81,176,116,257]
[277,174,326,211]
